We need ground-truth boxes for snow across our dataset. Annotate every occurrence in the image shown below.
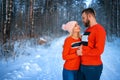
[0,36,120,80]
[85,0,92,7]
[101,38,120,80]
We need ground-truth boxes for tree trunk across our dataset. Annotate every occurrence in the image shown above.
[117,0,119,37]
[30,0,34,37]
[2,0,13,44]
[7,0,13,40]
[2,0,7,44]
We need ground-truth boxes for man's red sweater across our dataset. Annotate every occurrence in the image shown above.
[81,24,106,65]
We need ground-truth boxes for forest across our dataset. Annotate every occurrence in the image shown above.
[0,0,119,42]
[0,0,120,59]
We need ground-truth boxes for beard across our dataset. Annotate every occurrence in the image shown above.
[84,19,90,27]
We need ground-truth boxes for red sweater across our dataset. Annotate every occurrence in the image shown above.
[81,24,106,65]
[62,36,81,70]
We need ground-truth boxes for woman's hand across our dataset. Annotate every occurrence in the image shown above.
[77,45,82,56]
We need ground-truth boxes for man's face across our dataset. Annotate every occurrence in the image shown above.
[82,12,90,27]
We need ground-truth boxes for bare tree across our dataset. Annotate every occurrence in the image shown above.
[29,0,34,37]
[116,0,120,37]
[2,0,13,44]
[2,0,7,44]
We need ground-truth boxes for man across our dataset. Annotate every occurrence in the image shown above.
[77,8,106,80]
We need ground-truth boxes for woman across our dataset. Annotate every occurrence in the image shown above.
[62,21,81,80]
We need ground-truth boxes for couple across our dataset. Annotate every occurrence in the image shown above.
[62,8,106,80]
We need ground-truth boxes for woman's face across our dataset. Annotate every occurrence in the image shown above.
[73,23,80,33]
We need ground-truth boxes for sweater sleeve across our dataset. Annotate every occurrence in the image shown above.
[62,38,79,60]
[82,27,106,56]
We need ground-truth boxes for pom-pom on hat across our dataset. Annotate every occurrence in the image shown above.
[62,21,77,33]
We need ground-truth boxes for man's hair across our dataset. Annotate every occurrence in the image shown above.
[81,8,96,17]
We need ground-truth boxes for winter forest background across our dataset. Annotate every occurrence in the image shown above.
[0,0,120,80]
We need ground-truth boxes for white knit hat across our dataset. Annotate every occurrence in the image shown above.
[62,21,77,33]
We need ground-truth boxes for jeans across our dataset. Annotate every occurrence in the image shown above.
[63,68,78,80]
[78,64,103,80]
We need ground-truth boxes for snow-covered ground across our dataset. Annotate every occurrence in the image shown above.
[0,36,120,80]
[101,37,120,80]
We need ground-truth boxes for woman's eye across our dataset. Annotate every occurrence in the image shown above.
[75,24,77,27]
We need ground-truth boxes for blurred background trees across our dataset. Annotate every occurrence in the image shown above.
[0,0,120,43]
